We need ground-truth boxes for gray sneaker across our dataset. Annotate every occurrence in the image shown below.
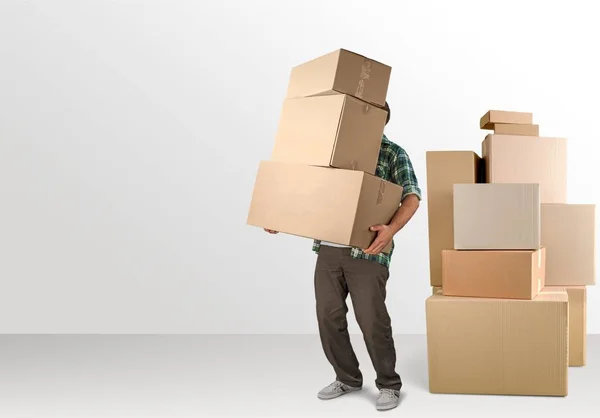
[317,380,361,400]
[376,388,400,411]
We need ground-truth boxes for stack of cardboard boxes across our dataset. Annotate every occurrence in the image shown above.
[425,110,596,396]
[247,49,404,251]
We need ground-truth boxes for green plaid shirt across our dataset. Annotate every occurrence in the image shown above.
[312,134,422,268]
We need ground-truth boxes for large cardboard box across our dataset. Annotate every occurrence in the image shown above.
[286,49,392,108]
[482,134,567,204]
[247,161,403,252]
[271,94,387,175]
[480,110,533,129]
[494,123,539,136]
[453,183,541,250]
[426,289,568,396]
[541,204,596,285]
[547,285,587,366]
[441,248,546,299]
[426,151,481,286]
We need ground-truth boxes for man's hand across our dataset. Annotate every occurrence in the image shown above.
[364,224,394,255]
[264,229,279,234]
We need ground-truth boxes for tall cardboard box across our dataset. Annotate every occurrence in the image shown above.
[286,49,392,108]
[547,285,587,366]
[247,161,403,252]
[442,248,546,299]
[453,183,541,250]
[541,204,596,285]
[271,94,387,175]
[426,289,568,396]
[482,134,567,204]
[426,151,481,286]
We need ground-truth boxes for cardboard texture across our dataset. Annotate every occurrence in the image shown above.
[494,123,540,136]
[547,286,587,366]
[482,134,567,204]
[426,289,568,396]
[480,110,533,129]
[453,183,541,250]
[247,161,403,252]
[441,248,546,299]
[426,151,481,286]
[541,204,596,285]
[286,49,392,108]
[271,94,387,175]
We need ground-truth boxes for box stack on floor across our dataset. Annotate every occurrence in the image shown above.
[247,49,403,251]
[425,110,596,397]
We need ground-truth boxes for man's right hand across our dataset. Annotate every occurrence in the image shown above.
[264,229,279,234]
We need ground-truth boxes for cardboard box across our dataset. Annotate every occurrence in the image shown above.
[442,248,546,299]
[426,289,568,396]
[482,134,567,204]
[271,94,387,175]
[432,286,442,295]
[494,123,540,136]
[453,183,541,250]
[426,151,481,286]
[286,49,391,108]
[247,161,403,252]
[480,110,533,129]
[547,286,587,366]
[541,204,596,285]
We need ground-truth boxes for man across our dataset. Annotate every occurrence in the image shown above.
[265,101,421,412]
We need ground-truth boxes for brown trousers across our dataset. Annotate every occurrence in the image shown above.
[314,246,402,391]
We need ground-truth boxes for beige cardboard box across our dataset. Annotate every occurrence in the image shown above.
[271,94,387,175]
[426,289,568,396]
[247,161,403,252]
[546,285,587,366]
[541,204,596,285]
[480,110,533,129]
[426,151,481,286]
[453,183,541,250]
[286,49,392,108]
[482,134,567,204]
[494,123,540,136]
[442,248,546,299]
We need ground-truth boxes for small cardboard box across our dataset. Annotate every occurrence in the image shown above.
[453,183,541,250]
[480,110,533,129]
[442,248,546,299]
[494,123,540,136]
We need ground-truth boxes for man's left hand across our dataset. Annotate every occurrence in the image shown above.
[364,224,394,255]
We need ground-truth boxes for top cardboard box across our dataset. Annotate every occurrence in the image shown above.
[480,110,533,129]
[285,49,392,108]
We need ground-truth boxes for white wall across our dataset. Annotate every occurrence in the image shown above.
[0,0,598,334]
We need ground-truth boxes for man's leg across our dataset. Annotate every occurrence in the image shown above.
[342,255,402,392]
[314,247,363,389]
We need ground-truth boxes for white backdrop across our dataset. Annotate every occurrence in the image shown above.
[0,0,598,334]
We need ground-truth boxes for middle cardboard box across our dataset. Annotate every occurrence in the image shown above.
[270,94,388,175]
[442,183,545,299]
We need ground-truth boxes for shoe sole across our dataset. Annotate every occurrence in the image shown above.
[376,402,399,411]
[317,387,361,400]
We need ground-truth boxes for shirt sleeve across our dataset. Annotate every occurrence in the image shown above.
[390,147,422,201]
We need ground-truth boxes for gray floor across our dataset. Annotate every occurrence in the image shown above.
[0,335,597,418]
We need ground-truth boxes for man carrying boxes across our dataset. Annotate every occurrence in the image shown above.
[248,49,422,411]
